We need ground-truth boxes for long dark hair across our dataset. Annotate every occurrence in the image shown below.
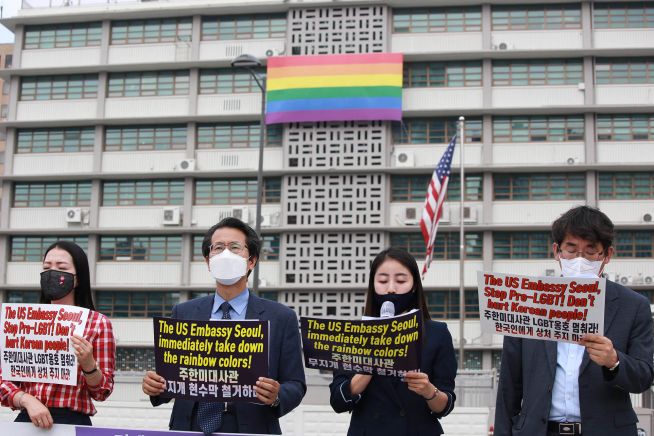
[40,240,95,310]
[363,247,431,322]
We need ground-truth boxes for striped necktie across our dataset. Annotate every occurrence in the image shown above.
[196,302,232,434]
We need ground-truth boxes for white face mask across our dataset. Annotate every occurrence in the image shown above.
[209,249,248,286]
[560,257,604,278]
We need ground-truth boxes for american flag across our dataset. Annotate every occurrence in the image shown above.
[420,134,457,278]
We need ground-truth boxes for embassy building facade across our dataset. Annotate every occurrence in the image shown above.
[0,0,653,424]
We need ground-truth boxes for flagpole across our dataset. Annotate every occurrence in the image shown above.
[458,116,465,370]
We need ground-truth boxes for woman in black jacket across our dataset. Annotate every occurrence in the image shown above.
[329,247,457,436]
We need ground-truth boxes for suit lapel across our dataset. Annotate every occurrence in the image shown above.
[245,294,266,320]
[195,295,215,320]
[580,281,619,375]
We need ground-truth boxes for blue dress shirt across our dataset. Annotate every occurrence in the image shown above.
[210,288,249,321]
[549,341,584,422]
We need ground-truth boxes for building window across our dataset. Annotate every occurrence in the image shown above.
[426,290,479,319]
[599,172,654,199]
[391,174,483,202]
[4,54,12,68]
[102,180,185,206]
[107,71,190,97]
[99,236,182,261]
[0,105,7,118]
[3,82,10,95]
[259,291,278,302]
[115,347,155,372]
[10,236,89,262]
[393,7,482,33]
[201,14,286,40]
[96,291,179,317]
[5,291,40,303]
[596,58,654,84]
[20,74,98,100]
[197,123,282,149]
[491,4,582,30]
[596,114,654,141]
[404,61,482,87]
[454,350,483,369]
[637,290,654,303]
[261,234,280,261]
[390,232,483,259]
[13,181,92,207]
[615,231,654,258]
[393,118,482,144]
[493,59,583,86]
[192,235,205,261]
[24,22,102,49]
[493,115,584,142]
[104,125,187,151]
[195,178,281,205]
[494,173,585,200]
[17,128,95,153]
[594,2,654,29]
[111,18,192,44]
[199,69,265,94]
[493,231,554,259]
[492,349,502,369]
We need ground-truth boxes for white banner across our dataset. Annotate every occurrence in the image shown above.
[1,303,89,386]
[477,271,606,343]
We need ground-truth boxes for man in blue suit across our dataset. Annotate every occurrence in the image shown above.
[142,217,306,434]
[495,206,654,436]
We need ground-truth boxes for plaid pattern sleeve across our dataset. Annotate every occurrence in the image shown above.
[82,311,116,401]
[0,309,116,416]
[0,372,21,409]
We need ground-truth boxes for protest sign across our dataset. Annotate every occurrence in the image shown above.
[478,271,606,343]
[300,310,422,376]
[153,317,269,403]
[1,303,89,386]
[0,423,257,436]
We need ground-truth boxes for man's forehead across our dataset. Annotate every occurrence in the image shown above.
[211,227,246,243]
[561,234,601,247]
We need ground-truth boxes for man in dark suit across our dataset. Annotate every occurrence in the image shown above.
[495,206,654,436]
[142,217,306,434]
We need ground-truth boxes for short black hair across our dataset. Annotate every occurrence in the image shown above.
[201,217,261,263]
[552,206,615,251]
[40,240,95,311]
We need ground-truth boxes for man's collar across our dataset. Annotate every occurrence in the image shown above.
[212,288,249,316]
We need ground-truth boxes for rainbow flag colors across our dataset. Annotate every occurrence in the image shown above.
[265,53,403,124]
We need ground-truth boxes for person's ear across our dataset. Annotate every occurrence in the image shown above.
[552,243,561,261]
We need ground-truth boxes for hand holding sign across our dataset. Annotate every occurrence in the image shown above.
[254,377,280,405]
[403,371,433,397]
[580,334,619,368]
[20,393,53,429]
[142,370,166,397]
[71,335,95,373]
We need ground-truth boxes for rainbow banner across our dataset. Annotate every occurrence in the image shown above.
[265,53,403,124]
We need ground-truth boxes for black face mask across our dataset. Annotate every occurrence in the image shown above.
[40,270,75,301]
[373,292,416,316]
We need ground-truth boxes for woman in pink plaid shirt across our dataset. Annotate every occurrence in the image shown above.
[0,240,116,428]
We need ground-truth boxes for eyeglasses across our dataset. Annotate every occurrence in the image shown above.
[209,242,247,256]
[558,247,605,261]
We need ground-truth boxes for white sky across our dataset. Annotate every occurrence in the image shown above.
[0,0,20,44]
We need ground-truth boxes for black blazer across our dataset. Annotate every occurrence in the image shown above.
[495,280,654,436]
[149,293,307,434]
[329,320,457,436]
